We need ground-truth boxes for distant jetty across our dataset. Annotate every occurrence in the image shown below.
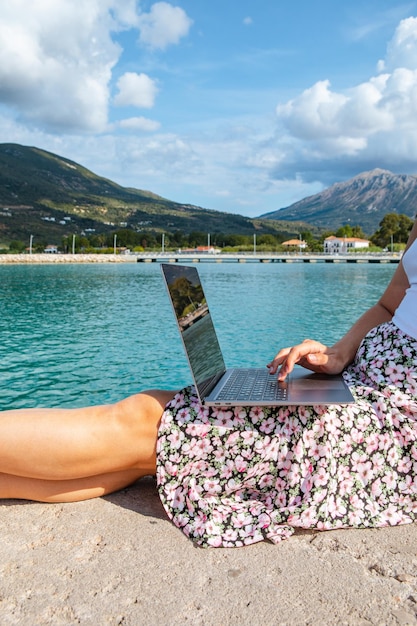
[136,253,401,264]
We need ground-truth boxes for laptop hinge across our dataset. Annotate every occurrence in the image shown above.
[198,371,225,399]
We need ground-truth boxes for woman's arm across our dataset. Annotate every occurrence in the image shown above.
[268,219,417,380]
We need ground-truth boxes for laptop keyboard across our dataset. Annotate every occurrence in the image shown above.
[216,369,288,403]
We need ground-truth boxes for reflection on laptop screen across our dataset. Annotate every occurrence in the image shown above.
[162,264,226,394]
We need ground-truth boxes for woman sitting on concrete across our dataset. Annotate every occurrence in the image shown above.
[1,220,416,547]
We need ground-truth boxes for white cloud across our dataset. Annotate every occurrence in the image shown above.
[243,17,253,26]
[109,0,141,29]
[273,16,417,182]
[277,81,349,141]
[0,0,191,133]
[137,2,193,50]
[117,116,161,131]
[0,0,125,132]
[122,133,200,175]
[114,72,159,108]
[382,16,417,70]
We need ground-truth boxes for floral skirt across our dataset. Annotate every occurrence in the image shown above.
[156,322,417,547]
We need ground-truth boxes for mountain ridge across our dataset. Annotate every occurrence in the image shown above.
[0,143,312,244]
[1,143,416,244]
[260,168,417,234]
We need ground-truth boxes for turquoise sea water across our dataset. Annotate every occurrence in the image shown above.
[0,261,396,409]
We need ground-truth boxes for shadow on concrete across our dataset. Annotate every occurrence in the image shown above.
[103,475,168,520]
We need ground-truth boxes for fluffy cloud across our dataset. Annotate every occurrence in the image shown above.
[0,0,122,132]
[117,116,161,131]
[137,2,193,50]
[0,0,191,134]
[273,17,417,183]
[381,16,417,71]
[114,72,159,108]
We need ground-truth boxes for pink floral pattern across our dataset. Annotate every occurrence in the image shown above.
[156,322,417,548]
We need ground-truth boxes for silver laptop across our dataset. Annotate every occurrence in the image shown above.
[161,264,355,407]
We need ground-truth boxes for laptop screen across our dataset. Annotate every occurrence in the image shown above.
[161,264,226,395]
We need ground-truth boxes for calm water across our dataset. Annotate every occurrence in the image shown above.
[0,261,396,409]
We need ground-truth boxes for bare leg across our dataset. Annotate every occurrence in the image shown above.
[0,469,151,503]
[0,389,176,500]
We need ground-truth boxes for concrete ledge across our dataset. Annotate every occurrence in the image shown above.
[1,477,416,625]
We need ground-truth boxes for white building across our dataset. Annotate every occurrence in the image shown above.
[324,236,370,254]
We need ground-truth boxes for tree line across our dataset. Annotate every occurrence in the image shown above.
[5,212,415,253]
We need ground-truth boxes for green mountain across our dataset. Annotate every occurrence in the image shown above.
[2,145,416,246]
[260,169,417,235]
[0,143,311,245]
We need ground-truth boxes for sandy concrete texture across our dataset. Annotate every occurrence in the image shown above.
[0,254,136,264]
[1,477,417,626]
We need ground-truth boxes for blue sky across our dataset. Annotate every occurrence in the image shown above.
[1,1,417,217]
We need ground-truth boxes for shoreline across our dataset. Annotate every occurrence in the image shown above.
[0,252,402,265]
[0,254,137,264]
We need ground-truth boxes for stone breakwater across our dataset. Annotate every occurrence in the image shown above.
[0,254,137,264]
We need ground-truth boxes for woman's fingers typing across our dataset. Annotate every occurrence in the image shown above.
[267,339,330,380]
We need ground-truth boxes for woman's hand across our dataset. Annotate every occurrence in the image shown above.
[267,339,347,380]
[266,220,417,383]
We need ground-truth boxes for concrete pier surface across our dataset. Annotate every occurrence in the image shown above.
[1,477,416,625]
